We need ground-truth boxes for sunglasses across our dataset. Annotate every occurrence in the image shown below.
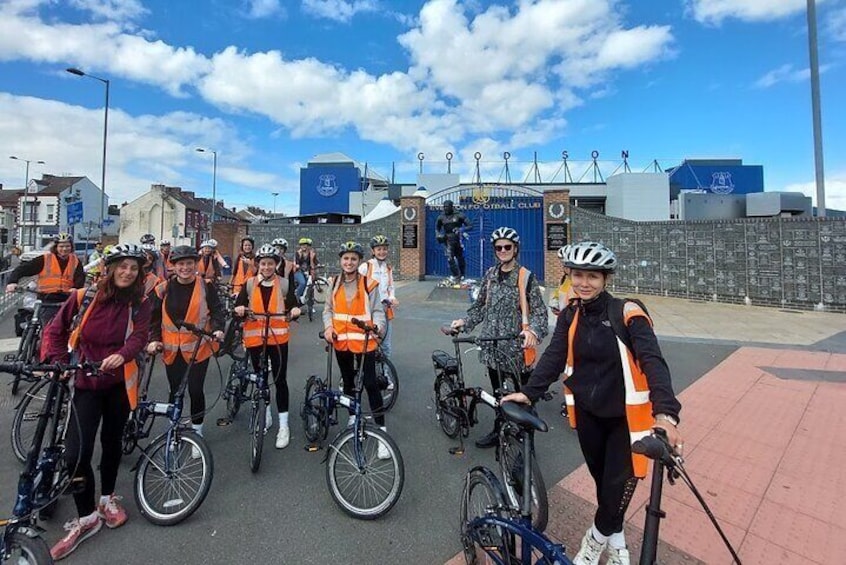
[494,244,513,252]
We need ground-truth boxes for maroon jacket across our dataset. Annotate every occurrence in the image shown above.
[44,292,152,390]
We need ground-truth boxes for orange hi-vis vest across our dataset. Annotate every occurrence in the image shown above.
[562,302,655,478]
[330,276,379,353]
[197,255,216,279]
[516,267,536,368]
[364,258,394,321]
[144,272,162,297]
[242,276,290,348]
[231,254,257,295]
[37,253,79,294]
[155,278,218,364]
[68,288,141,409]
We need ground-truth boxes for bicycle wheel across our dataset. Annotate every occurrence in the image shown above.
[225,361,247,420]
[460,466,514,565]
[434,374,461,439]
[11,379,51,464]
[498,427,549,532]
[250,395,266,473]
[312,277,329,304]
[134,430,214,526]
[302,376,328,443]
[10,326,35,396]
[4,530,53,564]
[326,425,404,519]
[376,354,399,413]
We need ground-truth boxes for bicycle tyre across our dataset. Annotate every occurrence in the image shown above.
[306,288,315,322]
[302,376,328,443]
[134,430,214,526]
[376,355,399,413]
[312,277,329,304]
[499,427,549,532]
[250,395,266,473]
[11,379,51,464]
[4,530,54,565]
[326,425,404,520]
[434,374,461,439]
[10,325,36,396]
[460,466,514,565]
[225,361,246,420]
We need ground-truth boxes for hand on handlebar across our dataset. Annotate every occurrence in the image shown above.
[500,392,530,405]
[5,283,17,294]
[234,305,247,317]
[520,329,538,349]
[100,353,126,371]
[652,420,684,456]
[324,329,337,344]
[450,319,465,331]
[146,342,163,355]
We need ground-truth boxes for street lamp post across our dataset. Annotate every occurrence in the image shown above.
[9,156,45,250]
[66,67,109,234]
[271,192,279,217]
[806,0,826,217]
[196,148,217,239]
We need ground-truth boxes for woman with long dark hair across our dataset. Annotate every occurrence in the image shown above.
[43,243,152,560]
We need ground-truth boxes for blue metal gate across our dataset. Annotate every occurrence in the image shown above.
[425,185,544,280]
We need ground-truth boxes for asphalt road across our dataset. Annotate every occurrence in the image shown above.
[0,286,737,564]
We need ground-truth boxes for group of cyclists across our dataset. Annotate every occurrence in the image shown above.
[3,223,683,565]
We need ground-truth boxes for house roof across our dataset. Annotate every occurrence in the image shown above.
[34,174,86,196]
[0,189,23,207]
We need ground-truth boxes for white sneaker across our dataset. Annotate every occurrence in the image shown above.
[275,426,290,449]
[377,439,391,460]
[606,546,630,565]
[573,528,606,565]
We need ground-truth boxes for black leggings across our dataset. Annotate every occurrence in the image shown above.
[575,409,639,536]
[248,343,289,413]
[64,384,130,517]
[487,366,530,395]
[165,355,210,425]
[335,350,384,427]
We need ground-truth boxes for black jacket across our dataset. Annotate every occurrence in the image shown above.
[522,291,681,421]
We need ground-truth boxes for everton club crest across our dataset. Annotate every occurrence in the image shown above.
[317,174,339,197]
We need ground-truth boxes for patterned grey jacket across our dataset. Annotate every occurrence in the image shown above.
[463,263,548,373]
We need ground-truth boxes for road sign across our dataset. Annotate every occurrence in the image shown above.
[66,201,83,225]
[102,218,114,226]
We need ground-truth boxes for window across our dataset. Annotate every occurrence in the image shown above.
[22,202,37,223]
[46,204,55,222]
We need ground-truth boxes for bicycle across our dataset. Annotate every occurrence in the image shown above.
[219,309,295,472]
[434,327,548,531]
[461,421,744,565]
[374,341,399,413]
[300,318,404,519]
[301,266,330,322]
[129,321,215,526]
[2,289,59,396]
[10,375,70,466]
[0,360,100,565]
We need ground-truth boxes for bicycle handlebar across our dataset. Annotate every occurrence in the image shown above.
[351,318,379,334]
[0,360,101,375]
[632,430,678,464]
[176,320,218,339]
[439,325,518,344]
[240,309,299,322]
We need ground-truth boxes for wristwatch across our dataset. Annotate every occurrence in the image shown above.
[654,414,679,427]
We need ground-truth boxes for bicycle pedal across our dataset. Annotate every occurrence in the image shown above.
[216,417,232,427]
[449,446,466,456]
[304,443,322,453]
[4,353,16,361]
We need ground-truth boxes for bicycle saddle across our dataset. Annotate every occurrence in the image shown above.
[501,402,548,433]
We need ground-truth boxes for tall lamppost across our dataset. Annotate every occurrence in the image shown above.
[806,0,826,216]
[9,155,45,249]
[271,192,279,217]
[66,67,110,233]
[195,148,217,239]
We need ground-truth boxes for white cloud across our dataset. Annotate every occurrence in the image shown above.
[245,0,285,19]
[753,62,832,88]
[687,0,826,24]
[301,0,379,23]
[782,173,846,212]
[0,93,286,206]
[69,0,148,22]
[827,5,846,41]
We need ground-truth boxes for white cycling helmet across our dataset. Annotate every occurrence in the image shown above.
[564,241,617,272]
[199,240,212,249]
[255,244,281,263]
[105,243,146,266]
[207,238,218,248]
[272,238,288,250]
[557,244,572,261]
[490,227,519,245]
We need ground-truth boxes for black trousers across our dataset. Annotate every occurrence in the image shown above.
[165,355,210,425]
[487,366,530,395]
[248,343,289,413]
[335,350,384,427]
[575,409,639,536]
[64,383,130,516]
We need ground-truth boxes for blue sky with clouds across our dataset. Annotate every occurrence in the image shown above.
[0,0,844,215]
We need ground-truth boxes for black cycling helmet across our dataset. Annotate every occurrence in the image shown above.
[170,245,200,262]
[338,241,364,258]
[104,243,146,266]
[370,235,389,248]
[140,233,156,245]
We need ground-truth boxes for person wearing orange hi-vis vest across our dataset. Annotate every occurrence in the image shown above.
[42,243,152,560]
[233,244,301,449]
[323,241,391,459]
[230,236,257,296]
[146,245,225,450]
[503,241,683,565]
[450,227,548,449]
[359,234,398,359]
[140,245,164,298]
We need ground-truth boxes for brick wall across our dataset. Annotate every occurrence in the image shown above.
[399,196,425,281]
[543,189,570,286]
[247,212,402,276]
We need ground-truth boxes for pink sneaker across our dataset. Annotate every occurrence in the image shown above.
[98,494,128,529]
[50,514,103,560]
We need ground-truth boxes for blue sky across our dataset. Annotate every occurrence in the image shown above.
[0,0,844,215]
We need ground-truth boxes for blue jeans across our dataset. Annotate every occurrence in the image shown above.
[381,320,393,359]
[294,271,307,302]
